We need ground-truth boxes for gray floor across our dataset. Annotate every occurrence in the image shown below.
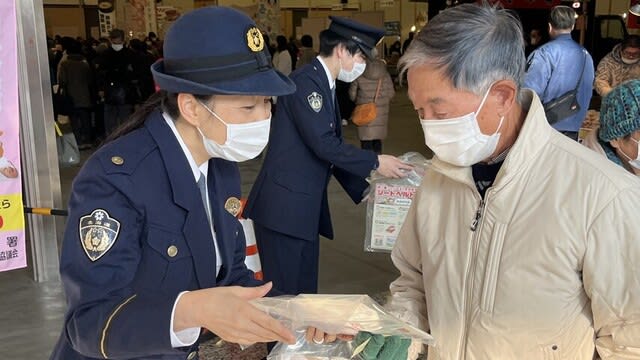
[0,89,428,359]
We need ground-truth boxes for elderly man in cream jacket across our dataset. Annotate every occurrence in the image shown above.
[389,3,640,360]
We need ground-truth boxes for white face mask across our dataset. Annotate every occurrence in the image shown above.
[111,44,124,51]
[621,56,639,65]
[619,138,640,170]
[198,101,271,162]
[420,86,504,167]
[338,60,366,82]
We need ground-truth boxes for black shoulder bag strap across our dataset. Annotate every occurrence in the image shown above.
[572,50,587,93]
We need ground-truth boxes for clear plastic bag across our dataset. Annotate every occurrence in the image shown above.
[267,329,355,360]
[364,152,430,252]
[251,294,434,360]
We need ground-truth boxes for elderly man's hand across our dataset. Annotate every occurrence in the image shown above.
[376,155,413,178]
[353,332,411,360]
[305,327,354,344]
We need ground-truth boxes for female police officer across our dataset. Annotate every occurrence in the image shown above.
[50,7,296,360]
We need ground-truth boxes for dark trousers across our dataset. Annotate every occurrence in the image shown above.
[360,140,382,154]
[104,104,133,136]
[70,108,93,146]
[253,221,319,295]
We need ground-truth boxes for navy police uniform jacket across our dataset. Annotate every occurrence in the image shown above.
[50,111,261,360]
[245,58,377,241]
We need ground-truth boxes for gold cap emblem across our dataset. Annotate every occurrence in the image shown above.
[111,156,124,165]
[224,197,242,217]
[246,27,264,52]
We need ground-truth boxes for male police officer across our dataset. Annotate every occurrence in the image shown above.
[245,17,411,296]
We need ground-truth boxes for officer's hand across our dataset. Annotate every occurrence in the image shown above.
[304,327,355,344]
[376,155,413,178]
[174,282,295,346]
[354,332,411,360]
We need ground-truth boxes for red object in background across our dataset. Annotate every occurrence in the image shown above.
[629,0,640,29]
[486,0,561,9]
[0,215,3,229]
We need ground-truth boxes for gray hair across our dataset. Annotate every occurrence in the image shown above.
[549,6,576,31]
[399,3,525,100]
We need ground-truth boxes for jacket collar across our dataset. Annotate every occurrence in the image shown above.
[316,56,336,90]
[430,90,554,193]
[145,111,219,288]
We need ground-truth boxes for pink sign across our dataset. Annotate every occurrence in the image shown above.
[0,0,27,272]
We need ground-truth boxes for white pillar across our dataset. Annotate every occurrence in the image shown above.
[16,0,63,282]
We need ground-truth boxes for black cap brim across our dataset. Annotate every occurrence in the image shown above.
[151,60,296,96]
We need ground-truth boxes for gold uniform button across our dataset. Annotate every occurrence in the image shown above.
[167,245,178,257]
[111,156,124,165]
[187,351,197,360]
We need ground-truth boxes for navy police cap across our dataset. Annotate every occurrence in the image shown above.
[328,16,385,59]
[151,6,295,96]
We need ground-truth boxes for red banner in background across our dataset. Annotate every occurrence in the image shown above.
[0,0,27,272]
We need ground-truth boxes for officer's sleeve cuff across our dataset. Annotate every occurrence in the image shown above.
[170,291,201,348]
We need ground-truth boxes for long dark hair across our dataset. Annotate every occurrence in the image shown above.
[103,90,211,144]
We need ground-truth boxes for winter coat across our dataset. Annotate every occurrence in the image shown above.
[389,90,640,359]
[58,54,94,108]
[349,59,395,141]
[595,43,640,96]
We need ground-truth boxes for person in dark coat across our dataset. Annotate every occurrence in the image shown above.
[95,29,137,136]
[58,39,95,148]
[49,7,296,360]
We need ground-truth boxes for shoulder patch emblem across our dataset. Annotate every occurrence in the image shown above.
[79,209,121,262]
[307,92,323,113]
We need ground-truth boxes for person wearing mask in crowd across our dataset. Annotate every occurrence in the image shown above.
[583,79,640,176]
[245,17,411,299]
[349,52,396,154]
[49,7,298,360]
[388,3,640,359]
[297,34,316,68]
[273,35,293,76]
[524,5,594,141]
[57,39,95,149]
[402,32,414,54]
[95,29,138,136]
[595,34,640,96]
